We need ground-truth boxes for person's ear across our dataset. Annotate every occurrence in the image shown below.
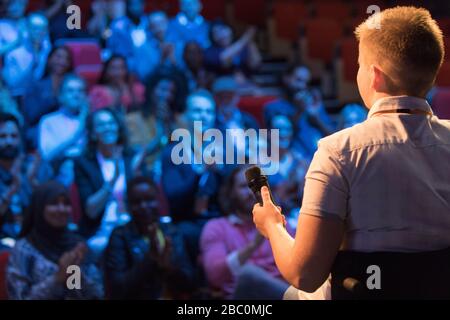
[370,64,386,93]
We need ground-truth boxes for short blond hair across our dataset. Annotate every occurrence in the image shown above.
[355,6,444,96]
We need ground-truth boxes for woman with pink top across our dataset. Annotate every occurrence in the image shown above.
[200,166,291,299]
[89,55,145,114]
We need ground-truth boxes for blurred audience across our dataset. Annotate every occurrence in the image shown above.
[161,90,222,265]
[126,67,187,175]
[264,65,335,159]
[0,112,52,242]
[89,55,145,113]
[104,176,194,299]
[2,12,51,98]
[132,11,183,81]
[168,0,210,49]
[106,0,148,74]
[44,0,88,41]
[200,166,290,299]
[338,103,368,130]
[6,181,104,299]
[183,41,215,91]
[267,115,309,229]
[74,108,140,256]
[205,22,261,80]
[38,74,87,162]
[23,45,74,149]
[0,0,28,57]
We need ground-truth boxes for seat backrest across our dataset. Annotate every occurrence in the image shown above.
[314,2,352,21]
[233,0,266,27]
[304,19,344,63]
[0,251,10,300]
[55,39,102,68]
[340,37,359,82]
[274,1,308,41]
[331,248,450,299]
[436,61,450,87]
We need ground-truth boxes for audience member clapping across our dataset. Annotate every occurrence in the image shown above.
[23,45,74,149]
[6,181,104,299]
[104,176,195,299]
[89,55,145,113]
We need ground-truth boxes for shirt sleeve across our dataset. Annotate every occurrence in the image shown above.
[300,141,349,221]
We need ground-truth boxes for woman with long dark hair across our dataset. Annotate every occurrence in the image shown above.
[6,181,104,299]
[22,45,74,149]
[126,66,188,173]
[74,108,142,257]
[89,55,145,113]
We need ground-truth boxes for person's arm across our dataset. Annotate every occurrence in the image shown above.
[245,41,262,70]
[45,0,71,20]
[253,143,348,293]
[219,28,256,67]
[104,229,162,299]
[84,164,118,220]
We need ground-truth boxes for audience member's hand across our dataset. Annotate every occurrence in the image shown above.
[243,27,257,43]
[56,243,87,283]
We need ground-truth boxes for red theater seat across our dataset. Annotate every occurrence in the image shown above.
[0,251,10,300]
[238,95,277,128]
[303,19,343,64]
[233,0,266,27]
[55,39,103,87]
[274,1,308,41]
[314,2,352,21]
[58,39,102,67]
[340,37,359,82]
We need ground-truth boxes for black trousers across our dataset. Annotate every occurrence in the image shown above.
[331,248,450,300]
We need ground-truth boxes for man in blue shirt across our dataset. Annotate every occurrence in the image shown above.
[168,0,210,49]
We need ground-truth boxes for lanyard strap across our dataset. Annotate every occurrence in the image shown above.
[371,108,433,117]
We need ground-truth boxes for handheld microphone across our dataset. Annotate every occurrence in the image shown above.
[245,166,276,206]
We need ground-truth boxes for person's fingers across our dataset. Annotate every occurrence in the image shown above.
[260,186,272,206]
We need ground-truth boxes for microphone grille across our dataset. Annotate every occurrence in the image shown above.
[245,166,261,183]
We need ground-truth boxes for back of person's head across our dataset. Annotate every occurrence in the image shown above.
[355,6,444,98]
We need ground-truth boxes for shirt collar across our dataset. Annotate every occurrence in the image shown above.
[368,95,433,119]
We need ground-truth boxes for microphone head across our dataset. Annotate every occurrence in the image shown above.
[245,166,261,184]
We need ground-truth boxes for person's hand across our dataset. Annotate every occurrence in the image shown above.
[110,146,123,184]
[243,27,257,43]
[147,223,172,269]
[56,243,87,283]
[252,186,286,238]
